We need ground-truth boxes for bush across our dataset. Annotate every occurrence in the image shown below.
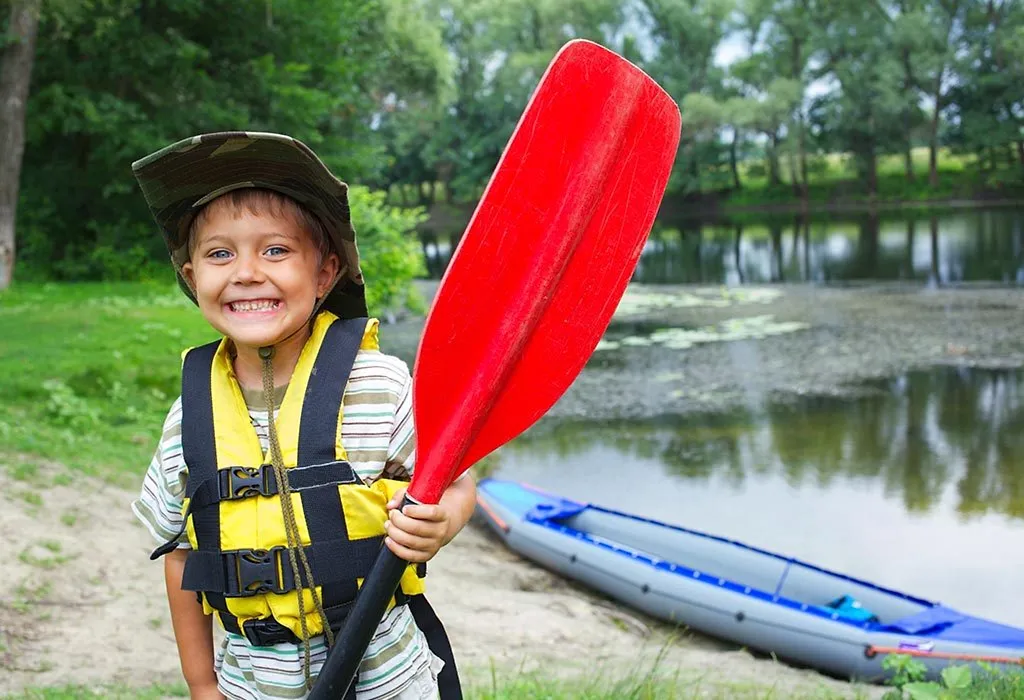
[348,186,428,317]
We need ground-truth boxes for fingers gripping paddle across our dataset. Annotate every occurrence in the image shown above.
[308,39,680,698]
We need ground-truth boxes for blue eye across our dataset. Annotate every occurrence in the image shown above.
[266,246,288,257]
[209,249,232,260]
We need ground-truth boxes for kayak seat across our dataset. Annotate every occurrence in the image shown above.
[775,564,924,624]
[824,595,880,624]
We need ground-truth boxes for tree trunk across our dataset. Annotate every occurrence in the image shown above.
[928,70,945,187]
[0,0,41,290]
[797,113,809,200]
[1017,140,1024,168]
[928,138,939,187]
[729,129,741,190]
[768,133,781,187]
[788,148,801,198]
[902,47,916,183]
[733,225,744,284]
[862,148,878,198]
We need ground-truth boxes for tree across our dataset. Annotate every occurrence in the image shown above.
[809,0,905,197]
[0,0,40,290]
[16,0,440,280]
[638,0,734,193]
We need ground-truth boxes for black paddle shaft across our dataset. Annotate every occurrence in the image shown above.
[308,495,415,699]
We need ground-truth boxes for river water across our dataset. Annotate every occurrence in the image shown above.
[422,206,1024,285]
[421,205,1024,628]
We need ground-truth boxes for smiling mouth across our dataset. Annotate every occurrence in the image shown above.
[227,299,281,313]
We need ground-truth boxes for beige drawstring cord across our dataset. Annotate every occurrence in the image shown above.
[258,345,335,689]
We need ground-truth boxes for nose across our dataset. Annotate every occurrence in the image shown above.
[232,251,264,284]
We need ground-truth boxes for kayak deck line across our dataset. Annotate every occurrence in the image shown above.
[534,515,883,632]
[520,517,880,650]
[571,502,936,609]
[475,494,509,532]
[865,645,1024,665]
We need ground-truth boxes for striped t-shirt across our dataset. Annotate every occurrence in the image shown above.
[131,348,443,700]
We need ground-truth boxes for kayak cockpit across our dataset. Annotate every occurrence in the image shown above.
[536,501,933,629]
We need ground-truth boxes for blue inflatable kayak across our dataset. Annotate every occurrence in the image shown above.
[475,478,1024,683]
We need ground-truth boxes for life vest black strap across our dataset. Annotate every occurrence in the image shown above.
[408,594,463,700]
[188,459,361,510]
[181,339,223,557]
[217,589,410,647]
[147,459,360,561]
[298,316,366,467]
[181,537,384,597]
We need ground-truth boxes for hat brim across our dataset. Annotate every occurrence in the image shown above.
[132,131,367,319]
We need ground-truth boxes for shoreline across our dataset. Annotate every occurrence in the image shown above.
[418,195,1024,233]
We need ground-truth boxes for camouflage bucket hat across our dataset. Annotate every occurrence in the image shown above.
[131,131,367,319]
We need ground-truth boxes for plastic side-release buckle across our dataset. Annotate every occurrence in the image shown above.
[227,547,295,597]
[220,465,277,500]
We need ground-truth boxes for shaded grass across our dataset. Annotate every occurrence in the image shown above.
[717,148,1022,209]
[0,281,218,485]
[0,683,188,699]
[467,672,866,699]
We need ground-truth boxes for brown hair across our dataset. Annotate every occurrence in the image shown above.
[186,188,333,262]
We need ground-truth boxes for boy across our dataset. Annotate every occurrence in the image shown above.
[130,132,476,700]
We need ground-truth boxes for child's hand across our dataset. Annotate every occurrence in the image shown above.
[383,488,451,563]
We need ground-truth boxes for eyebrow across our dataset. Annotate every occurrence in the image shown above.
[197,230,302,248]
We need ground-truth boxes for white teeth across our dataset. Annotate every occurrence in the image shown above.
[230,300,279,312]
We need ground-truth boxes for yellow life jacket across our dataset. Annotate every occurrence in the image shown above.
[153,311,425,644]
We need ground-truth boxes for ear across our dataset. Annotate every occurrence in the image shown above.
[181,261,196,290]
[317,252,341,298]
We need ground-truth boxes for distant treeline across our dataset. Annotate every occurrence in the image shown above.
[2,0,1022,282]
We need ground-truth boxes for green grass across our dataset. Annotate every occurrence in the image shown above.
[0,684,188,699]
[0,281,218,485]
[709,147,1022,209]
[466,670,864,699]
[5,659,1024,699]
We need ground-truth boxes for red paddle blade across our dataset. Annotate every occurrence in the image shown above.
[409,39,681,504]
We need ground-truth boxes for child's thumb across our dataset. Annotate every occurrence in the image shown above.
[387,487,408,510]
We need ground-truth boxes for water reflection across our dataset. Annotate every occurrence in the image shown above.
[499,366,1024,520]
[420,208,1024,285]
[491,366,1024,625]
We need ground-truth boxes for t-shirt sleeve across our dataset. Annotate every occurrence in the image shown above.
[130,396,191,550]
[382,363,416,481]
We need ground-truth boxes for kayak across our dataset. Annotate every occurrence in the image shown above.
[474,478,1024,683]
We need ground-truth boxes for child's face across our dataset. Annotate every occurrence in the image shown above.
[180,202,339,351]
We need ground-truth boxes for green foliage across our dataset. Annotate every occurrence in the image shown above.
[1,683,189,699]
[15,0,448,282]
[880,655,1024,700]
[348,186,428,315]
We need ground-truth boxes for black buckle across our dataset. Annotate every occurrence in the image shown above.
[227,547,295,597]
[220,465,277,500]
[241,617,300,646]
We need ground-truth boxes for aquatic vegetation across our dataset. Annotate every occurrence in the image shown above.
[613,286,783,317]
[597,314,810,351]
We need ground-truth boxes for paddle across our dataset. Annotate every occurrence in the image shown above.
[308,38,680,698]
